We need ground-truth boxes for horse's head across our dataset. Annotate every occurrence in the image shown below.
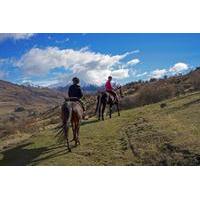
[117,86,124,98]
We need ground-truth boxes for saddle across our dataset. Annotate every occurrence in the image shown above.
[105,92,118,103]
[64,97,80,102]
[64,97,85,112]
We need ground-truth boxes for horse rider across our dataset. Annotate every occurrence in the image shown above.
[68,77,86,118]
[105,76,119,102]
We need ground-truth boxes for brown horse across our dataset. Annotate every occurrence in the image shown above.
[57,98,84,152]
[95,87,123,121]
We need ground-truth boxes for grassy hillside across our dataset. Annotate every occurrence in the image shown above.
[0,80,64,115]
[0,91,200,166]
[0,80,65,137]
[1,67,200,138]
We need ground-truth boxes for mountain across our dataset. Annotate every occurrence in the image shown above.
[21,81,41,88]
[0,80,65,116]
[55,83,101,94]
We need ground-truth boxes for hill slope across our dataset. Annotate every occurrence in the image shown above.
[0,91,200,166]
[0,80,65,115]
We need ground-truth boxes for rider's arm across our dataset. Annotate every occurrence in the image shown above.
[68,86,72,97]
[77,87,83,99]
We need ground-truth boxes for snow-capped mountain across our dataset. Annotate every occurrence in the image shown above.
[55,83,101,94]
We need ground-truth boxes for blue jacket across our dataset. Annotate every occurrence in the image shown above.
[68,84,83,99]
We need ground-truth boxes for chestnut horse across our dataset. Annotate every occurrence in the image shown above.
[57,98,84,152]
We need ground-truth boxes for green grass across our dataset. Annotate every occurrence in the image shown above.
[1,91,200,166]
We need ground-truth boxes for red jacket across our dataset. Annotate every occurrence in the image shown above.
[105,80,113,91]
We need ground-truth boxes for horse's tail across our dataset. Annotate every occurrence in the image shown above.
[62,102,72,138]
[55,101,72,143]
[95,94,101,115]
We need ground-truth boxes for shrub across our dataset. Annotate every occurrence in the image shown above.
[150,78,157,82]
[15,106,25,112]
[119,95,139,110]
[124,88,136,95]
[190,71,200,90]
[136,84,176,105]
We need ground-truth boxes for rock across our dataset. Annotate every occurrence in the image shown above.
[160,103,167,108]
[15,106,25,112]
[9,115,16,121]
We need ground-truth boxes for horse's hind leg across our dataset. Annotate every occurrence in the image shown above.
[95,95,100,114]
[98,103,101,120]
[64,126,71,152]
[71,122,76,142]
[102,102,106,120]
[116,103,120,116]
[76,123,81,145]
[72,121,79,147]
[109,104,112,118]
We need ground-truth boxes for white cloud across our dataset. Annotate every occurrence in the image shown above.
[55,38,70,44]
[86,69,111,85]
[126,58,140,66]
[169,62,188,73]
[16,47,136,85]
[0,33,35,42]
[0,71,6,79]
[0,58,8,65]
[0,59,4,64]
[132,49,140,54]
[111,69,129,79]
[148,62,189,80]
[136,72,147,77]
[151,69,167,79]
[23,79,60,87]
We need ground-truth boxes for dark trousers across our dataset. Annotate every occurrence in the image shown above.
[106,90,118,101]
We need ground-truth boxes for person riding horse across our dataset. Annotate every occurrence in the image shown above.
[57,77,86,151]
[105,76,119,102]
[95,76,123,120]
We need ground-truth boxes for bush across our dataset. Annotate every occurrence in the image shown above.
[124,88,136,95]
[190,71,200,90]
[118,83,177,110]
[15,106,25,112]
[136,84,176,105]
[120,95,139,110]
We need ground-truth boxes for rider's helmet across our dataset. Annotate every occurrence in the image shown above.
[72,77,80,84]
[108,76,112,80]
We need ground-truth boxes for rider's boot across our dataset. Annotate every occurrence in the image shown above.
[82,111,89,120]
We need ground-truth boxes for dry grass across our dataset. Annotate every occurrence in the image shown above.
[1,91,200,165]
[136,83,176,105]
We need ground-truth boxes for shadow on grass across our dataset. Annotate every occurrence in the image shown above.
[165,97,200,114]
[169,92,200,102]
[182,98,200,108]
[52,118,99,134]
[80,116,119,126]
[81,118,99,126]
[0,142,69,166]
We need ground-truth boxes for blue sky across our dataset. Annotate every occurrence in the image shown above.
[0,33,200,87]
